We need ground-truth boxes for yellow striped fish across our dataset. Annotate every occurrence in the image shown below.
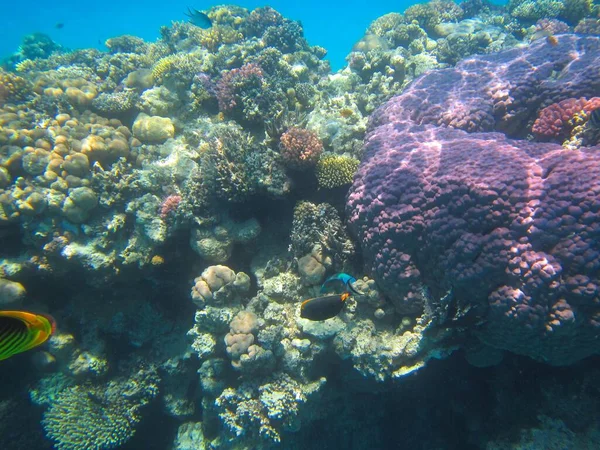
[0,311,56,361]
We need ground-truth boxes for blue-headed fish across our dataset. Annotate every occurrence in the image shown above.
[185,7,212,29]
[320,273,364,295]
[300,292,350,321]
[0,311,55,361]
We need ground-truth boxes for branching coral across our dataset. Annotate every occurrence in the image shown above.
[215,63,264,113]
[215,374,325,445]
[279,127,323,170]
[42,368,159,450]
[0,69,32,104]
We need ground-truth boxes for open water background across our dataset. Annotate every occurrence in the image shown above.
[1,0,505,70]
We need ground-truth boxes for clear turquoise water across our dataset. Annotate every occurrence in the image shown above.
[1,0,423,70]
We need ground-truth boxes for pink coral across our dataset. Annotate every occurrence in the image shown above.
[160,194,181,218]
[535,19,570,35]
[532,97,600,139]
[215,63,264,111]
[279,127,323,170]
[347,35,600,365]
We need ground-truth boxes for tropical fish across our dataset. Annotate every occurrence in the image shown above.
[320,273,364,295]
[300,292,350,321]
[55,23,64,29]
[0,311,56,361]
[185,7,212,29]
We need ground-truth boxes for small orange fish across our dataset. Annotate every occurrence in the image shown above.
[547,35,558,46]
[0,311,56,361]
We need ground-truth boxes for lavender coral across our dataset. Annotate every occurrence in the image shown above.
[347,35,600,365]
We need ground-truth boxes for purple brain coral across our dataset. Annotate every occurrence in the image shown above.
[346,35,600,365]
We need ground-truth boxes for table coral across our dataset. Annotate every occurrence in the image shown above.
[347,34,600,364]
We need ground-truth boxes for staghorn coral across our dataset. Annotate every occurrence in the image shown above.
[315,153,360,189]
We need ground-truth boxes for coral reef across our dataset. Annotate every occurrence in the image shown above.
[278,127,323,170]
[347,35,600,364]
[315,153,360,189]
[42,367,159,450]
[2,3,600,449]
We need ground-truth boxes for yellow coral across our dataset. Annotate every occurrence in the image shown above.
[198,26,243,52]
[0,69,32,103]
[315,154,360,189]
[151,53,198,83]
[15,59,36,73]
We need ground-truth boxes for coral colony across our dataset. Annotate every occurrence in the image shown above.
[1,1,600,449]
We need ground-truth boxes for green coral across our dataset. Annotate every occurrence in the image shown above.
[151,53,199,84]
[509,0,564,20]
[404,0,463,33]
[559,0,593,25]
[315,153,359,189]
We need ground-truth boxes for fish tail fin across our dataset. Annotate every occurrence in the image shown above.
[38,313,57,335]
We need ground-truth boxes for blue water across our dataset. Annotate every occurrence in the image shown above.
[1,1,414,70]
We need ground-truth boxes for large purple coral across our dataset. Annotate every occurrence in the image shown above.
[347,35,600,365]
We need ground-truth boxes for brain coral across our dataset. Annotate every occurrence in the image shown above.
[346,35,600,365]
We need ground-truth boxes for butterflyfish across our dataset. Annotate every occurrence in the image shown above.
[320,273,364,296]
[300,292,350,321]
[0,311,56,361]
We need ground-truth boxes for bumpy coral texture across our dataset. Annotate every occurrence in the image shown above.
[532,97,600,139]
[346,35,600,365]
[279,127,323,170]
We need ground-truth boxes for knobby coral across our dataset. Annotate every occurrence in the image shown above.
[279,127,323,170]
[347,35,600,365]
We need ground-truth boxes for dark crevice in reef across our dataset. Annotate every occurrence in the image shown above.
[121,398,180,450]
[280,352,600,450]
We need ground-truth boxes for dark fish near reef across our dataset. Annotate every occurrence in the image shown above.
[590,108,600,128]
[320,273,364,295]
[185,7,212,29]
[55,23,64,29]
[301,292,350,321]
[0,311,56,361]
